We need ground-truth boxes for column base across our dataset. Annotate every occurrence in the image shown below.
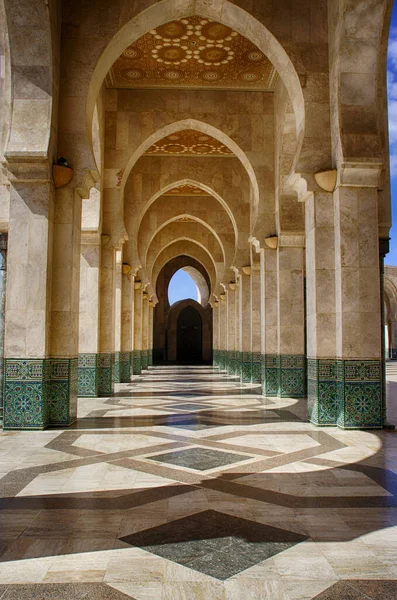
[141,350,149,370]
[261,354,306,397]
[98,353,114,396]
[308,359,337,426]
[114,351,121,383]
[308,358,382,429]
[48,358,78,426]
[131,350,142,375]
[251,352,261,384]
[337,360,382,429]
[241,352,252,382]
[3,358,77,430]
[120,351,131,383]
[78,353,99,397]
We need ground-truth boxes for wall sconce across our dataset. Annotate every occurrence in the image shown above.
[264,235,278,250]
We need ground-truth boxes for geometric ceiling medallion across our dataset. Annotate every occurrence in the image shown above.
[106,16,279,90]
[145,129,234,157]
[163,184,210,196]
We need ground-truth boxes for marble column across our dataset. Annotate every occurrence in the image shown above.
[141,292,149,370]
[48,186,82,426]
[3,162,54,429]
[262,249,279,395]
[240,268,252,382]
[227,284,237,375]
[113,250,123,383]
[277,238,306,397]
[98,236,115,396]
[78,232,101,397]
[219,293,227,370]
[132,283,143,374]
[0,234,7,422]
[148,300,154,366]
[334,183,382,429]
[120,266,133,382]
[306,192,338,425]
[251,264,262,384]
[212,302,219,367]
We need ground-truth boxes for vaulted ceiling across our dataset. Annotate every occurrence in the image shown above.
[106,16,279,90]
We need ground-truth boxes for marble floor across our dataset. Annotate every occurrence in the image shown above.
[1,366,397,599]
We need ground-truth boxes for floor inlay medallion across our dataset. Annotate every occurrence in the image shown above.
[145,447,253,471]
[120,509,308,580]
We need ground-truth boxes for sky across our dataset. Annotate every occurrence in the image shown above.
[168,269,198,305]
[386,2,397,264]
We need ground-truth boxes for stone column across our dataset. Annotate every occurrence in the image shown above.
[212,302,219,367]
[0,234,7,422]
[49,185,82,425]
[240,268,252,382]
[148,300,154,366]
[132,282,143,375]
[334,181,382,429]
[120,266,133,382]
[306,192,338,425]
[227,283,237,375]
[98,236,115,396]
[391,321,397,359]
[251,264,262,384]
[141,291,149,370]
[78,232,101,397]
[3,162,54,429]
[262,248,279,395]
[277,237,306,397]
[219,293,227,370]
[113,250,122,383]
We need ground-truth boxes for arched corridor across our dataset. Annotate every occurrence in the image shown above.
[0,0,397,597]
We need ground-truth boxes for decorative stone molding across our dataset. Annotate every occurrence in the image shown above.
[337,162,383,189]
[81,230,101,245]
[278,234,305,248]
[242,266,251,275]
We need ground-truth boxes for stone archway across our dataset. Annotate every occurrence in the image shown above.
[153,256,212,363]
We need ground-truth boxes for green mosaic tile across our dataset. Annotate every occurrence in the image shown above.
[251,352,261,384]
[113,351,121,384]
[240,352,252,382]
[262,354,280,396]
[141,350,149,370]
[48,358,78,426]
[279,355,306,398]
[98,353,114,396]
[132,350,142,375]
[78,353,98,397]
[218,350,226,371]
[120,351,131,383]
[307,358,337,426]
[3,359,49,430]
[337,360,382,429]
[148,349,153,367]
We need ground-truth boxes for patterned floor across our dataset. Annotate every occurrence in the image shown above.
[1,366,397,599]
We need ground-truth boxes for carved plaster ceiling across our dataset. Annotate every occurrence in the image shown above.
[163,184,210,196]
[106,16,279,90]
[145,130,233,157]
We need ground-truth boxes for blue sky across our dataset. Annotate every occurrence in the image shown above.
[386,3,397,264]
[168,269,198,305]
